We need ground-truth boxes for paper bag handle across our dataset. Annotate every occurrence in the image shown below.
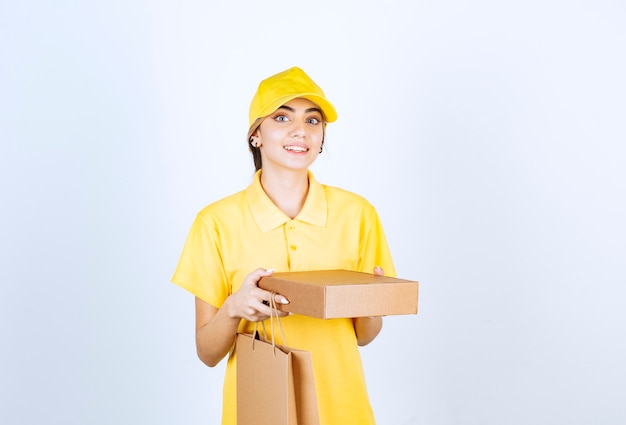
[252,292,287,353]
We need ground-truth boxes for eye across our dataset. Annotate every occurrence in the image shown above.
[274,114,289,122]
[307,117,321,125]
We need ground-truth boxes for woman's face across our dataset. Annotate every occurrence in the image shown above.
[253,98,325,173]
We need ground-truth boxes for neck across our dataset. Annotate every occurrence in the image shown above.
[260,168,309,219]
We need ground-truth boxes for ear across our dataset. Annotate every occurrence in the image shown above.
[250,134,261,148]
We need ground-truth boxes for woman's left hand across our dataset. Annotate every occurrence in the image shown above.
[353,266,385,346]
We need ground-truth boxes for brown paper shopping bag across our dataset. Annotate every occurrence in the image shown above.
[236,297,320,425]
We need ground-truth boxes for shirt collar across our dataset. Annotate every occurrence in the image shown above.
[246,170,328,232]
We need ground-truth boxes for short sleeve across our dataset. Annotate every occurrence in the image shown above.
[171,212,231,308]
[358,205,396,277]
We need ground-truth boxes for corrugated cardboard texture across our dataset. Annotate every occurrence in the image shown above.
[258,269,419,319]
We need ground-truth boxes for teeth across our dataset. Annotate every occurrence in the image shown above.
[284,146,308,152]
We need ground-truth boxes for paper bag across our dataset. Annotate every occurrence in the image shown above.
[236,328,320,424]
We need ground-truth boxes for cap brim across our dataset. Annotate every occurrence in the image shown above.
[248,93,337,140]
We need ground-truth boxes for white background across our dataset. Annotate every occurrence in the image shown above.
[1,1,625,424]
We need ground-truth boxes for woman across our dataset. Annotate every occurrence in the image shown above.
[172,66,396,424]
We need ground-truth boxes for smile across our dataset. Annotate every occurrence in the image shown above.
[284,145,309,153]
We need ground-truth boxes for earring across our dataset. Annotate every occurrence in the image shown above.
[250,138,260,148]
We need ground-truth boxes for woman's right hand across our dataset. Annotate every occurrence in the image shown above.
[195,268,290,367]
[226,268,290,322]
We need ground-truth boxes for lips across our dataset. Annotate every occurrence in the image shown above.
[283,145,309,153]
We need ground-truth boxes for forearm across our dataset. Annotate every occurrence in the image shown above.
[195,296,241,367]
[194,269,289,367]
[353,316,383,346]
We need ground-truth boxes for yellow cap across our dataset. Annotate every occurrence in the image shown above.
[248,67,337,132]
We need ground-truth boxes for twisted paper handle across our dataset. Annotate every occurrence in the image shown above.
[251,292,287,354]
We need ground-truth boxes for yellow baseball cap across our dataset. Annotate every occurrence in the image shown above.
[248,67,337,133]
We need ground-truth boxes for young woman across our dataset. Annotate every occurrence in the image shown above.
[172,66,396,424]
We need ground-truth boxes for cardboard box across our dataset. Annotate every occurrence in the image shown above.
[258,269,419,319]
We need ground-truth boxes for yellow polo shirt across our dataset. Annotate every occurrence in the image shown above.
[172,170,395,425]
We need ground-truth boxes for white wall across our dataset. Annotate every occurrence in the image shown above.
[2,1,625,424]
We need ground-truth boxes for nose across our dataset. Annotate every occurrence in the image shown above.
[289,120,306,138]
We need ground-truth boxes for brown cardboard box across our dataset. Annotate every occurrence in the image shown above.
[258,269,419,319]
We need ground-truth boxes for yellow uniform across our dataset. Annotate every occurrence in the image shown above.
[172,170,396,425]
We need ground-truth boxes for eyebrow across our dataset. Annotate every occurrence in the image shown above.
[277,105,323,115]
